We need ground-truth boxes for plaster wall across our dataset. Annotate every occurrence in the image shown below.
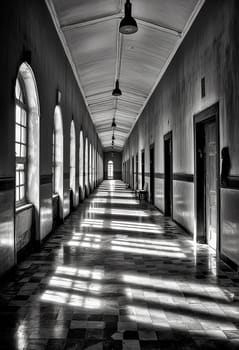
[123,0,239,265]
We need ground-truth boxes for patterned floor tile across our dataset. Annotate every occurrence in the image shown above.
[1,180,239,349]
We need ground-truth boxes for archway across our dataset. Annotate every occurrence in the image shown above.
[85,137,89,196]
[108,161,114,179]
[70,120,76,208]
[53,105,64,220]
[79,130,84,200]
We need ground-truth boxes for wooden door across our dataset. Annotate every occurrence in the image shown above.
[205,121,217,250]
[132,157,134,189]
[164,132,173,217]
[136,154,139,189]
[141,150,145,189]
[150,146,155,205]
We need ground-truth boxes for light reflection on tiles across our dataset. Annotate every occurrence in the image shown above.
[88,208,149,217]
[41,290,102,309]
[2,180,239,350]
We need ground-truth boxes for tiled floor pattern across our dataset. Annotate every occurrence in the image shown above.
[1,180,239,349]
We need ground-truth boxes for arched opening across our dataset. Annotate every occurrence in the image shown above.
[85,137,89,196]
[79,130,84,200]
[108,161,114,179]
[15,62,40,255]
[89,143,92,191]
[70,120,76,209]
[92,145,95,188]
[53,105,64,223]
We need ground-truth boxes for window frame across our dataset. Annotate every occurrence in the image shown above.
[52,128,56,194]
[15,75,29,207]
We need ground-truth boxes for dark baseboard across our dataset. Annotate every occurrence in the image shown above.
[17,241,35,262]
[220,253,239,272]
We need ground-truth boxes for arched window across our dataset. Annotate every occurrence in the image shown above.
[53,106,63,218]
[85,137,88,194]
[108,161,114,179]
[15,77,28,205]
[15,62,40,247]
[92,145,95,188]
[70,120,76,198]
[15,63,40,209]
[79,130,84,199]
[89,143,92,189]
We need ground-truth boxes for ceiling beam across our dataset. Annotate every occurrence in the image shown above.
[62,12,122,31]
[61,14,181,37]
[135,18,181,37]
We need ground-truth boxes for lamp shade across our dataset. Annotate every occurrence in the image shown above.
[119,0,138,35]
[111,119,117,128]
[112,80,122,96]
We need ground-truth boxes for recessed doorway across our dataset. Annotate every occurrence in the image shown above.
[150,144,155,205]
[107,161,114,179]
[164,131,173,217]
[194,103,219,251]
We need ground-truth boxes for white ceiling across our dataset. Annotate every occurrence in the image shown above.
[46,0,205,151]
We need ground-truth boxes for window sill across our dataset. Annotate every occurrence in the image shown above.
[16,203,33,214]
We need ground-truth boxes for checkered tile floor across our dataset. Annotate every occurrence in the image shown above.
[1,180,239,349]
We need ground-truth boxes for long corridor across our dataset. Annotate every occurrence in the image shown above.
[1,180,239,350]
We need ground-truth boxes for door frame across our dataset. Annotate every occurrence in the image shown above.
[141,149,145,189]
[136,153,139,189]
[164,131,173,218]
[194,102,220,253]
[132,156,134,189]
[150,143,155,205]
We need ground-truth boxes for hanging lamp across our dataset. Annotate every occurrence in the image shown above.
[112,80,122,96]
[119,0,138,35]
[111,118,117,128]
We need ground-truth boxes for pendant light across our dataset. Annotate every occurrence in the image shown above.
[119,0,138,35]
[112,130,115,141]
[111,118,117,128]
[112,140,114,146]
[112,80,122,96]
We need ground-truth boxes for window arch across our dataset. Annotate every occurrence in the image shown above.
[79,130,84,199]
[70,120,76,203]
[15,77,28,204]
[15,62,40,241]
[85,137,89,195]
[52,106,63,218]
[89,143,92,190]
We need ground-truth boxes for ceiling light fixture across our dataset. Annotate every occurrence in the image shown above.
[112,79,122,96]
[119,0,138,35]
[111,118,117,128]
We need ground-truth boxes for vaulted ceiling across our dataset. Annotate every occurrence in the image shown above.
[46,0,205,151]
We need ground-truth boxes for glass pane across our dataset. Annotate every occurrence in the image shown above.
[21,110,27,126]
[15,142,20,157]
[20,171,25,185]
[15,78,21,100]
[16,171,19,186]
[20,186,25,200]
[16,188,19,202]
[16,105,21,124]
[15,124,21,142]
[21,144,26,157]
[21,127,26,144]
